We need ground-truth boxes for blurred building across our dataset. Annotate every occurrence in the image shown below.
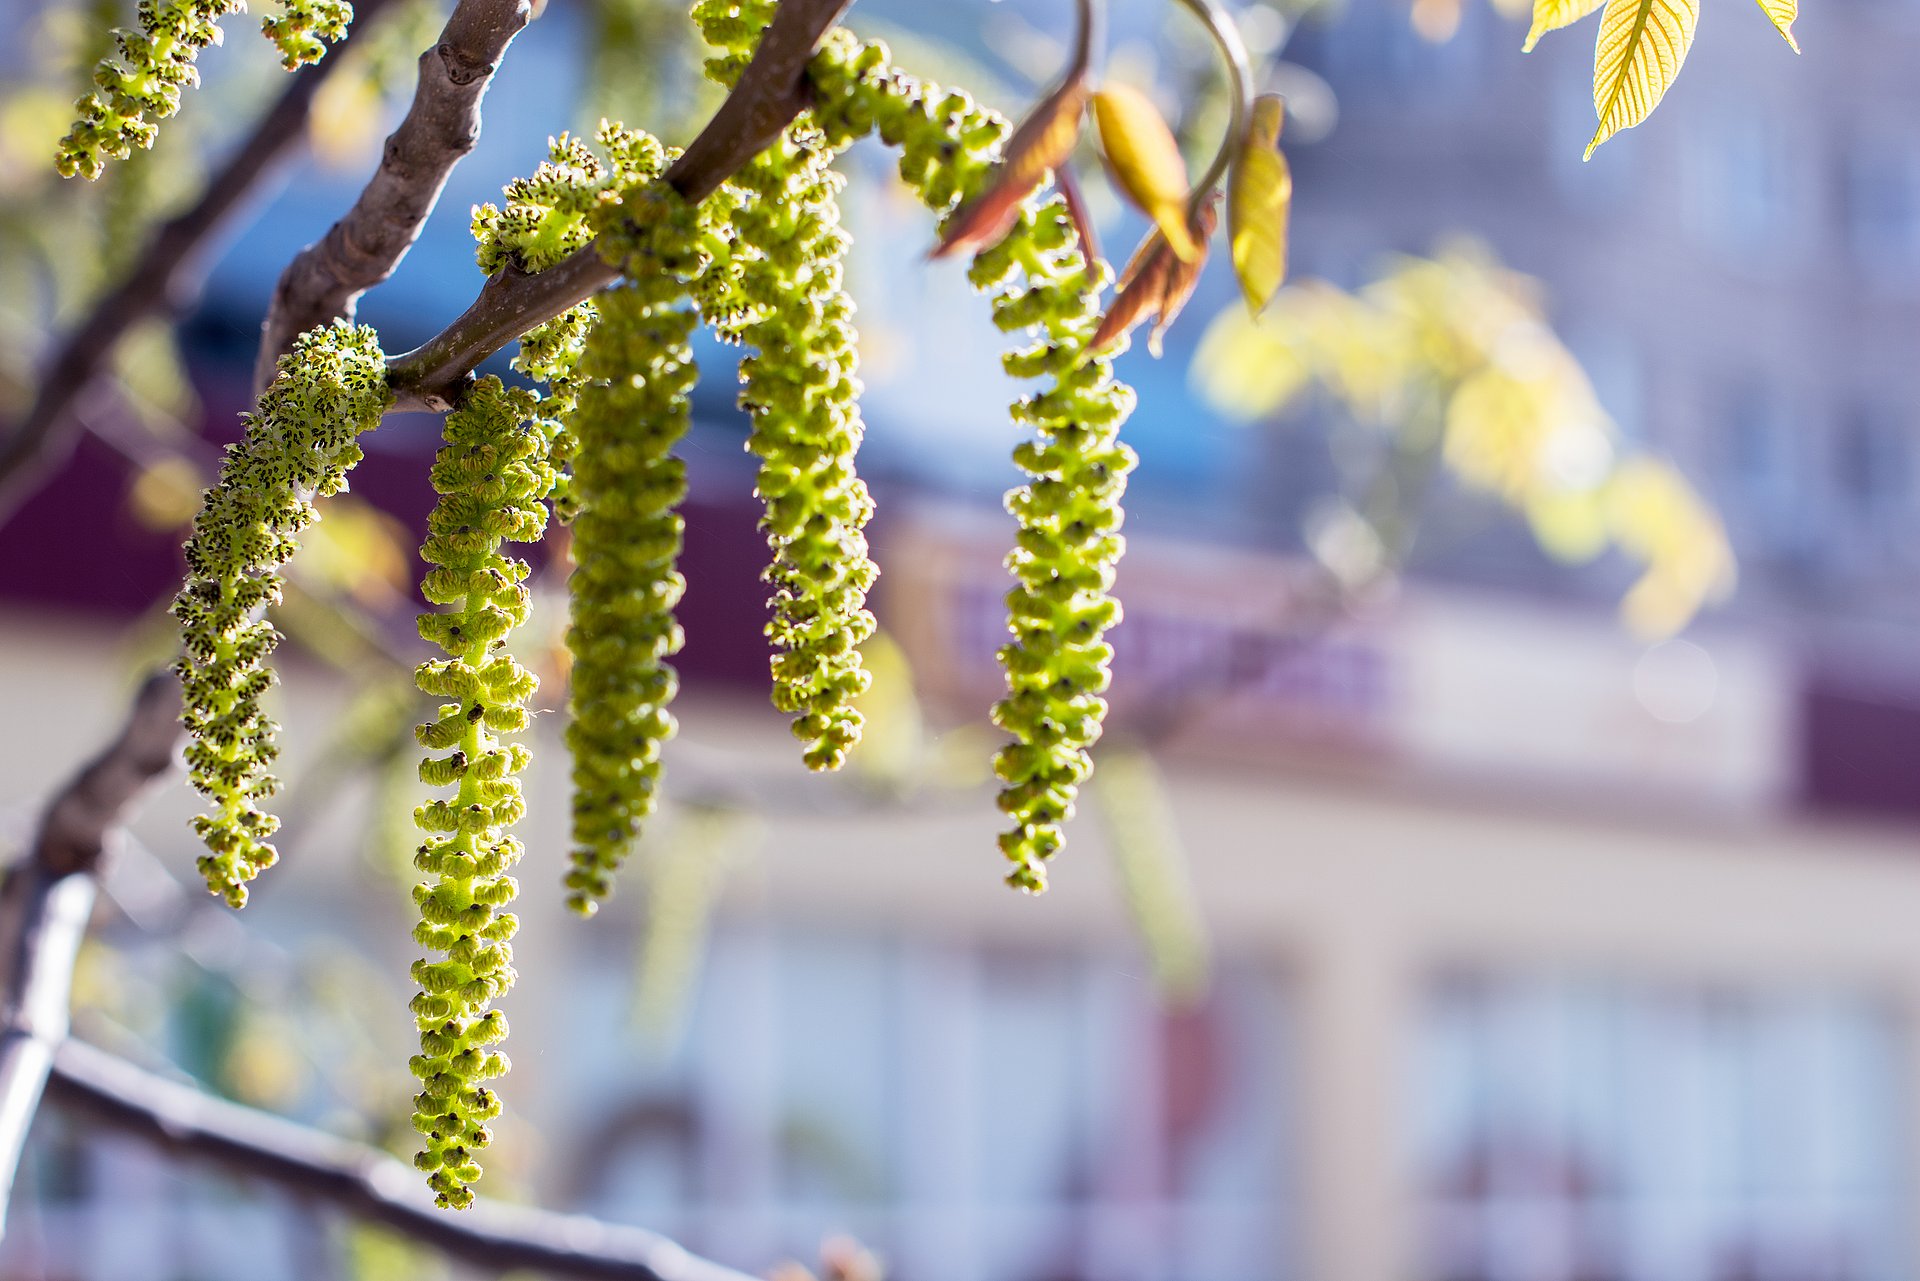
[4,1,1920,1280]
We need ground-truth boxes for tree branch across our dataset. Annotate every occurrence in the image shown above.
[383,0,854,413]
[253,0,536,393]
[0,671,182,1231]
[45,1038,757,1281]
[0,0,405,524]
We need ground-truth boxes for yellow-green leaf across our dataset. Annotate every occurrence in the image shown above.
[1093,84,1199,262]
[1754,0,1799,51]
[1522,0,1606,51]
[1585,0,1700,159]
[1228,96,1292,314]
[1246,93,1284,151]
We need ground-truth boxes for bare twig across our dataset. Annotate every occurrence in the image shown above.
[0,671,182,1230]
[253,0,536,392]
[45,1038,756,1281]
[0,1,403,523]
[383,0,854,412]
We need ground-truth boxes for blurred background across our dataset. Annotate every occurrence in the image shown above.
[3,0,1919,1277]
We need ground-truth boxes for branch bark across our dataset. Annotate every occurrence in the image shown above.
[383,0,854,413]
[0,671,182,1230]
[45,1039,758,1281]
[252,0,536,393]
[0,0,403,524]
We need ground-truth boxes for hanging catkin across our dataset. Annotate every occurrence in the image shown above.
[174,321,392,907]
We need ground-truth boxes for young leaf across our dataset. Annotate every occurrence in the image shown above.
[1093,84,1200,262]
[1092,237,1175,355]
[1523,0,1606,50]
[933,74,1090,259]
[1585,0,1700,159]
[1091,197,1219,356]
[1754,0,1799,51]
[1228,94,1292,315]
[1147,204,1217,354]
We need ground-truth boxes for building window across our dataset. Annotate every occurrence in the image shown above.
[573,929,1300,1281]
[1841,137,1920,276]
[1418,974,1910,1281]
[1835,403,1913,537]
[1719,381,1804,553]
[1684,111,1793,261]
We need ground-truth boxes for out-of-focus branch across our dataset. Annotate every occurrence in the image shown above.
[0,0,404,524]
[0,671,181,1232]
[383,0,854,412]
[253,0,536,392]
[45,1038,757,1281]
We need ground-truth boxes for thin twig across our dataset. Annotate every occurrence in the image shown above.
[253,0,537,392]
[0,0,405,523]
[383,0,854,412]
[0,671,182,1232]
[45,1038,757,1281]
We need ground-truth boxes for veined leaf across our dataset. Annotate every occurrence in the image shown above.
[1585,0,1700,159]
[1754,0,1799,51]
[1523,0,1606,51]
[1246,93,1284,152]
[1093,84,1200,262]
[1228,95,1292,315]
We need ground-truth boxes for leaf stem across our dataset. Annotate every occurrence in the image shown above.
[1168,0,1252,207]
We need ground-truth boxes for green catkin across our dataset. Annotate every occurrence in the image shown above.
[811,35,1139,893]
[562,187,703,913]
[173,321,391,908]
[977,203,1136,895]
[477,125,671,531]
[408,375,552,1210]
[59,0,245,178]
[260,0,353,69]
[58,0,351,178]
[513,303,595,525]
[696,4,878,771]
[472,124,670,275]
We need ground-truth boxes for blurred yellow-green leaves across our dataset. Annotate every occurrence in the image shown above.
[1191,248,1735,638]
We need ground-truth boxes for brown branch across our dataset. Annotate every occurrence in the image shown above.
[253,0,536,393]
[0,671,182,1232]
[384,0,854,413]
[660,0,856,206]
[45,1038,757,1281]
[0,1,405,524]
